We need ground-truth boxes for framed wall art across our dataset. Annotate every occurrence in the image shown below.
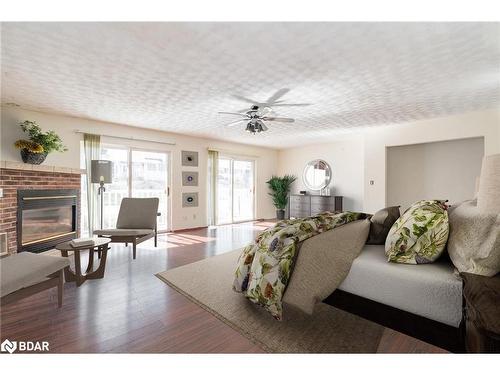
[182,171,199,187]
[181,151,199,167]
[182,192,199,207]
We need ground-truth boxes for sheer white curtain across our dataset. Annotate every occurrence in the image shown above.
[83,133,101,236]
[207,150,218,226]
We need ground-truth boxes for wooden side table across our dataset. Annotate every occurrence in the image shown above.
[56,238,111,287]
[461,272,500,353]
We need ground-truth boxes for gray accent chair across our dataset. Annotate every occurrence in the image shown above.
[94,197,160,259]
[1,252,70,307]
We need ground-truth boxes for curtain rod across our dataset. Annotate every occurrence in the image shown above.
[74,130,176,146]
[208,147,260,159]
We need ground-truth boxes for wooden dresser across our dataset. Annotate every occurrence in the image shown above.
[289,195,343,218]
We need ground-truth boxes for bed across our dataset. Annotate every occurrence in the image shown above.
[323,244,466,352]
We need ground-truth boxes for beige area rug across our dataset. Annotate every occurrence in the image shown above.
[156,250,384,353]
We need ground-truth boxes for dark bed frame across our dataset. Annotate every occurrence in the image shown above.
[323,289,466,352]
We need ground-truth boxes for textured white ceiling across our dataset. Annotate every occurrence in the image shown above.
[1,22,499,148]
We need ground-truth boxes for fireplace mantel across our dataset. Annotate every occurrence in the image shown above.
[0,160,85,174]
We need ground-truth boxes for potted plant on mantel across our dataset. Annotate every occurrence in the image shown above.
[14,120,67,165]
[266,174,297,220]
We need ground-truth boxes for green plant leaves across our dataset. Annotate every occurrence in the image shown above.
[266,174,297,210]
[17,120,68,154]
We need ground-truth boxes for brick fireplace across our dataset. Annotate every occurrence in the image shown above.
[0,163,82,254]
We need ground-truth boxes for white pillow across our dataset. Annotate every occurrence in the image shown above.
[447,200,500,276]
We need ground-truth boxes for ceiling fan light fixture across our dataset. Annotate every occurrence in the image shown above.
[245,122,255,133]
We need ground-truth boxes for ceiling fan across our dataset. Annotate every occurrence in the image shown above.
[219,88,311,134]
[219,105,295,134]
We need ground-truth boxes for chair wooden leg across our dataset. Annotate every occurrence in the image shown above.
[97,235,102,259]
[133,241,137,259]
[57,269,64,308]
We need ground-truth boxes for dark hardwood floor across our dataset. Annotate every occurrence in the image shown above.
[0,221,446,353]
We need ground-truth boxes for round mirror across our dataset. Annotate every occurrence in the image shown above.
[302,159,332,191]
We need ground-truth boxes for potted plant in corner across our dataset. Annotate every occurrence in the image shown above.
[266,174,297,220]
[14,120,68,164]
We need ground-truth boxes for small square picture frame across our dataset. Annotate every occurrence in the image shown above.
[181,151,199,167]
[182,171,199,187]
[182,192,199,207]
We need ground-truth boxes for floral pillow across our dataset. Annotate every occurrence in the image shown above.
[233,244,256,292]
[385,200,449,264]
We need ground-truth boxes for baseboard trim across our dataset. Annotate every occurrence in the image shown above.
[170,219,276,233]
[170,226,208,233]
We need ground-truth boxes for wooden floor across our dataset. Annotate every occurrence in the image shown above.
[0,221,446,353]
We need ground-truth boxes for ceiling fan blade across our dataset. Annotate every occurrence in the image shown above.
[232,94,258,104]
[266,88,290,104]
[218,111,248,117]
[236,107,252,113]
[225,119,248,127]
[257,106,273,116]
[261,117,295,123]
[270,103,312,107]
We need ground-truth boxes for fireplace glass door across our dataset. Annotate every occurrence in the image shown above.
[22,206,74,245]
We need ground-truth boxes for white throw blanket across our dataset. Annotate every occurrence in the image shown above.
[447,200,500,276]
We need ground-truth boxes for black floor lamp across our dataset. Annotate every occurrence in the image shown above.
[91,160,113,230]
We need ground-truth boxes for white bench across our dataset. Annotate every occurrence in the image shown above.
[1,252,70,307]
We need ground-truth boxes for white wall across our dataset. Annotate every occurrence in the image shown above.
[364,108,500,213]
[0,107,279,230]
[277,108,500,214]
[277,139,365,212]
[386,137,485,212]
[3,107,498,221]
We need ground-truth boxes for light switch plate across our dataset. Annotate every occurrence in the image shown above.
[0,233,7,256]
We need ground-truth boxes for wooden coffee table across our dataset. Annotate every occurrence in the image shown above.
[56,238,111,287]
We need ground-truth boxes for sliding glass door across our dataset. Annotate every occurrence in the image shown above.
[233,160,254,222]
[216,157,255,224]
[101,145,170,231]
[217,158,233,224]
[101,146,129,230]
[131,150,169,231]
